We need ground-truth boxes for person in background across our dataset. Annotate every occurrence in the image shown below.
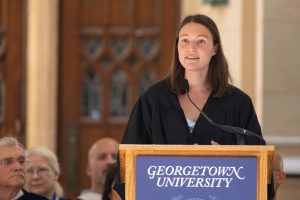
[113,14,274,199]
[273,151,286,200]
[77,137,119,200]
[0,136,47,200]
[25,146,67,200]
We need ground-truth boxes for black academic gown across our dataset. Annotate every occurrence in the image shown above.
[18,189,48,200]
[122,79,264,145]
[115,78,274,199]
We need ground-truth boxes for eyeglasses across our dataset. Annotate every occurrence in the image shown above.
[26,167,51,176]
[0,157,26,167]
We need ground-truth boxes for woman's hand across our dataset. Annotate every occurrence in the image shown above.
[211,140,220,145]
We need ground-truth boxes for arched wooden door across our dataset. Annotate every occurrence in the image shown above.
[59,0,180,197]
[0,0,26,140]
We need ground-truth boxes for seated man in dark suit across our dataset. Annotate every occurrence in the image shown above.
[0,136,47,200]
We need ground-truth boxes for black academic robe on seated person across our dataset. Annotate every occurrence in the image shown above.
[115,78,274,199]
[18,189,48,200]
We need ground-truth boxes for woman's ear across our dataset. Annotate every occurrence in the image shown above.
[213,43,218,55]
[54,172,59,181]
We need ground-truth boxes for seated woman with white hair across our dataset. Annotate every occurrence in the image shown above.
[25,146,67,200]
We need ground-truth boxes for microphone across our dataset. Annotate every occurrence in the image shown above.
[181,79,265,145]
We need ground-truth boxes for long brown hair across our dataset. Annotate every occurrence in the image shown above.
[169,14,231,97]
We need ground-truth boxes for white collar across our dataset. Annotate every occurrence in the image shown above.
[78,190,102,200]
[14,190,24,200]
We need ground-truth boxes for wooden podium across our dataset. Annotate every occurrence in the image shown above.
[119,144,274,200]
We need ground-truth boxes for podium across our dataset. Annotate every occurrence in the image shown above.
[119,144,274,200]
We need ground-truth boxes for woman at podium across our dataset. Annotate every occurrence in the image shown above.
[113,14,274,200]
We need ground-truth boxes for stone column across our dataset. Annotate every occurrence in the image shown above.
[26,0,58,151]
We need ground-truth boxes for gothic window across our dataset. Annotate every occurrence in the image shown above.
[110,69,128,118]
[138,68,156,96]
[81,71,102,120]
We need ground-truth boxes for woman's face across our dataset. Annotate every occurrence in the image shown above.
[25,154,58,198]
[178,22,217,74]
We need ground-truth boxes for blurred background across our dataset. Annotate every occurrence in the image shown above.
[0,0,299,199]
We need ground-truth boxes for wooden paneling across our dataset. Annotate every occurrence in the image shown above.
[59,0,180,197]
[0,0,25,141]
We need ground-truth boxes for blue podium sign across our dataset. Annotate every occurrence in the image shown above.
[136,156,257,200]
